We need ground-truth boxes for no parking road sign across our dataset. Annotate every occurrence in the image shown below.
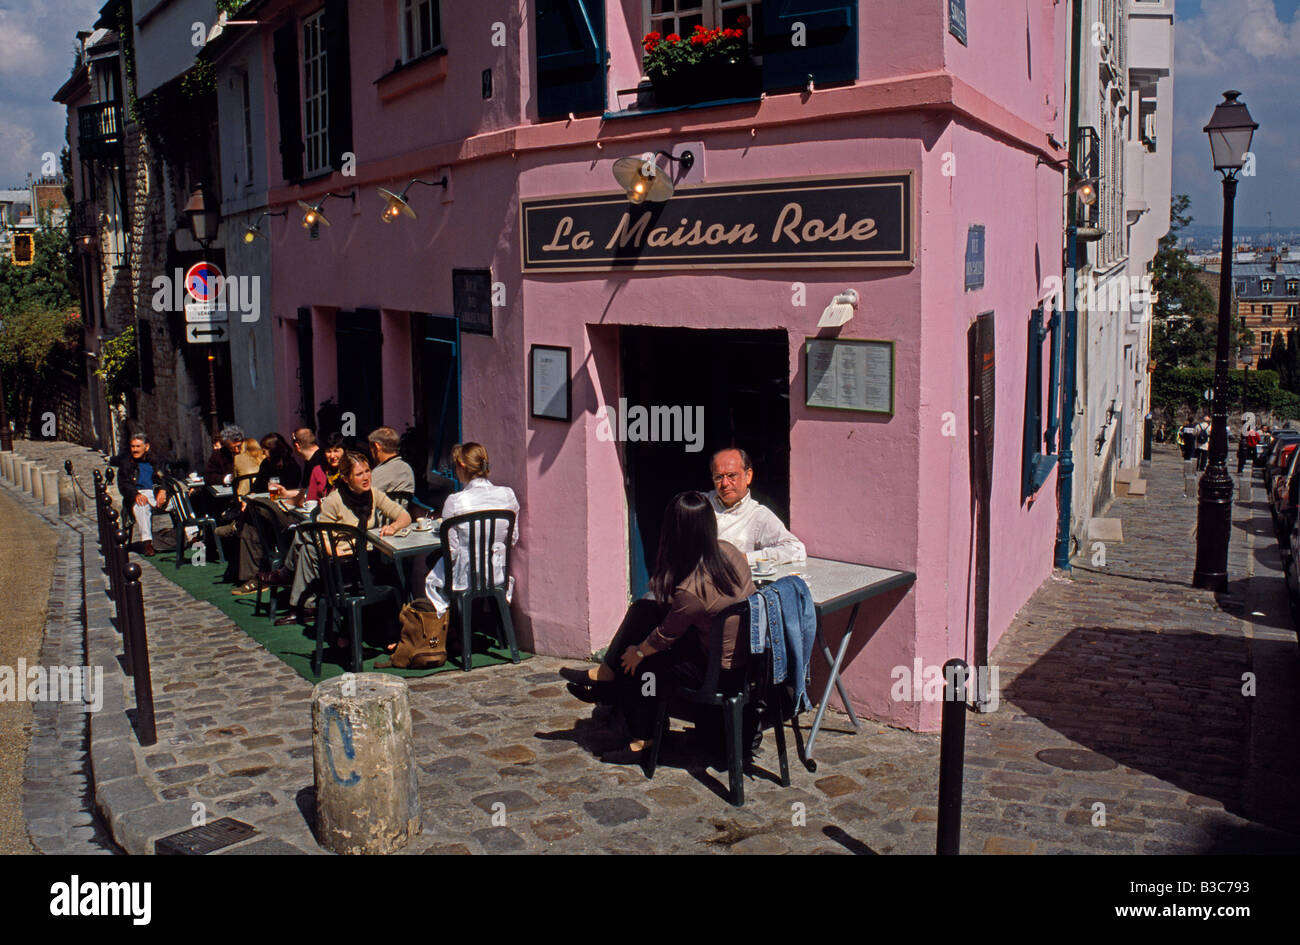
[185,261,223,303]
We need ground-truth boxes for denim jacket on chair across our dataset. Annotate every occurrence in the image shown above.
[748,575,816,711]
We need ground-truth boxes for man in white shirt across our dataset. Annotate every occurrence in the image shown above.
[707,448,806,566]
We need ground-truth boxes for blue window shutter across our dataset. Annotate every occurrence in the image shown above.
[1022,306,1057,499]
[536,0,606,120]
[761,0,857,93]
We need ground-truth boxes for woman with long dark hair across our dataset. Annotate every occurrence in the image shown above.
[561,490,755,762]
[252,431,302,493]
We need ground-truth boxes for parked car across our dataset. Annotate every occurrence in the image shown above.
[1286,510,1300,603]
[1273,444,1300,543]
[1264,432,1300,495]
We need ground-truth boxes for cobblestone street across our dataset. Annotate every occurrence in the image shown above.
[5,440,1299,854]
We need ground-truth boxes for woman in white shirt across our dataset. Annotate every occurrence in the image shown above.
[425,443,520,615]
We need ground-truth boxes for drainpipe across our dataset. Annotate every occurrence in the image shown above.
[1054,0,1085,570]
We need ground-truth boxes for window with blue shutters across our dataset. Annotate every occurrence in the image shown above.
[536,0,607,120]
[1022,306,1060,501]
[760,0,856,92]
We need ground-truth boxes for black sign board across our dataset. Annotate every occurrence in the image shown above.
[520,173,915,272]
[453,268,493,336]
[965,224,985,290]
[949,0,968,46]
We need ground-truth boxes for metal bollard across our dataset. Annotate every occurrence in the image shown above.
[121,562,156,746]
[104,509,120,600]
[112,527,135,674]
[937,658,968,855]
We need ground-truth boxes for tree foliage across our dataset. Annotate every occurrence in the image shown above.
[1150,194,1219,370]
[0,224,81,432]
[96,325,139,407]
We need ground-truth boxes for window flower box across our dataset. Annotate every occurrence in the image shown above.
[643,23,758,107]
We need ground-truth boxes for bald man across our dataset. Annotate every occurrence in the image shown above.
[708,448,806,566]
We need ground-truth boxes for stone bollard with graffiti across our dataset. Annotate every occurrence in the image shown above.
[311,673,420,854]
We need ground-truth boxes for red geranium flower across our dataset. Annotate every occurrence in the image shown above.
[644,31,662,41]
[665,32,680,42]
[737,14,751,28]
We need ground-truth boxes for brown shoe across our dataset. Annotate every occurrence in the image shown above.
[274,612,300,626]
[143,541,156,557]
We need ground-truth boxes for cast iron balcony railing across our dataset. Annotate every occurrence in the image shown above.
[78,101,123,160]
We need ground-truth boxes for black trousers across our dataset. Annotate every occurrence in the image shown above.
[601,599,743,741]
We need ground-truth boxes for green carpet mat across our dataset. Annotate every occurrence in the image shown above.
[149,547,530,682]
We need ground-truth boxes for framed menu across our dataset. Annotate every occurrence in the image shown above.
[530,344,571,421]
[805,338,895,415]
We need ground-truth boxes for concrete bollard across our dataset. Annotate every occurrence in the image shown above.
[41,469,59,507]
[311,673,420,854]
[58,478,75,516]
[0,453,11,481]
[20,461,33,493]
[30,466,45,504]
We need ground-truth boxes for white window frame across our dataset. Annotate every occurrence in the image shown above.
[644,0,761,45]
[302,8,329,176]
[401,0,439,63]
[1262,279,1274,293]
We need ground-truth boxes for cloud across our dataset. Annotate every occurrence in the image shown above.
[0,116,38,168]
[0,8,48,75]
[1177,0,1300,76]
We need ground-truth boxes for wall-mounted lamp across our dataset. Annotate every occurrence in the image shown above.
[612,149,695,204]
[183,183,220,248]
[242,209,288,244]
[377,177,448,223]
[818,288,859,328]
[1037,155,1100,207]
[207,10,259,43]
[296,190,356,228]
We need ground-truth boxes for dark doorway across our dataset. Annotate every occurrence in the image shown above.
[621,327,790,598]
[408,312,461,508]
[336,309,383,438]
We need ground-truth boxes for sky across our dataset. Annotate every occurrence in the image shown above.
[0,0,1295,227]
[1171,0,1300,232]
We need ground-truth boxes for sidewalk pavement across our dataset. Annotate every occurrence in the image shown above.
[6,438,1299,854]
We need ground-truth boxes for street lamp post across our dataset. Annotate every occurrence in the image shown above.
[1193,91,1258,591]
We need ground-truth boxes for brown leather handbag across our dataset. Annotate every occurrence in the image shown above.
[385,600,449,669]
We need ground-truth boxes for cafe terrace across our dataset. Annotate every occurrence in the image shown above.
[227,0,1073,732]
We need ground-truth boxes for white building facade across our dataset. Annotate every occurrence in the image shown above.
[1068,0,1173,547]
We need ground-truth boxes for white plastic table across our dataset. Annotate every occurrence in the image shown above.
[755,556,916,769]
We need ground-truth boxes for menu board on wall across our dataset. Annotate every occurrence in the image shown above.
[805,338,895,415]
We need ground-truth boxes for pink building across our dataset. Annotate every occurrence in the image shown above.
[248,0,1068,731]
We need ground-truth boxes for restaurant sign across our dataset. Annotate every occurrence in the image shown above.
[520,173,914,272]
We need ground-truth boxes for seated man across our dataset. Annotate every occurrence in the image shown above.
[293,427,325,486]
[117,432,170,558]
[707,448,805,567]
[368,426,416,499]
[204,424,245,485]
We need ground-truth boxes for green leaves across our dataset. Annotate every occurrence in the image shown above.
[96,326,139,407]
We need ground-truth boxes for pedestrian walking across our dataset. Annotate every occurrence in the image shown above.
[1179,416,1199,462]
[1196,415,1211,470]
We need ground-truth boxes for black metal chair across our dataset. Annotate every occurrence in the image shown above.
[161,476,225,569]
[385,489,438,518]
[231,472,259,498]
[642,600,791,807]
[299,522,399,675]
[438,510,520,671]
[243,500,298,621]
